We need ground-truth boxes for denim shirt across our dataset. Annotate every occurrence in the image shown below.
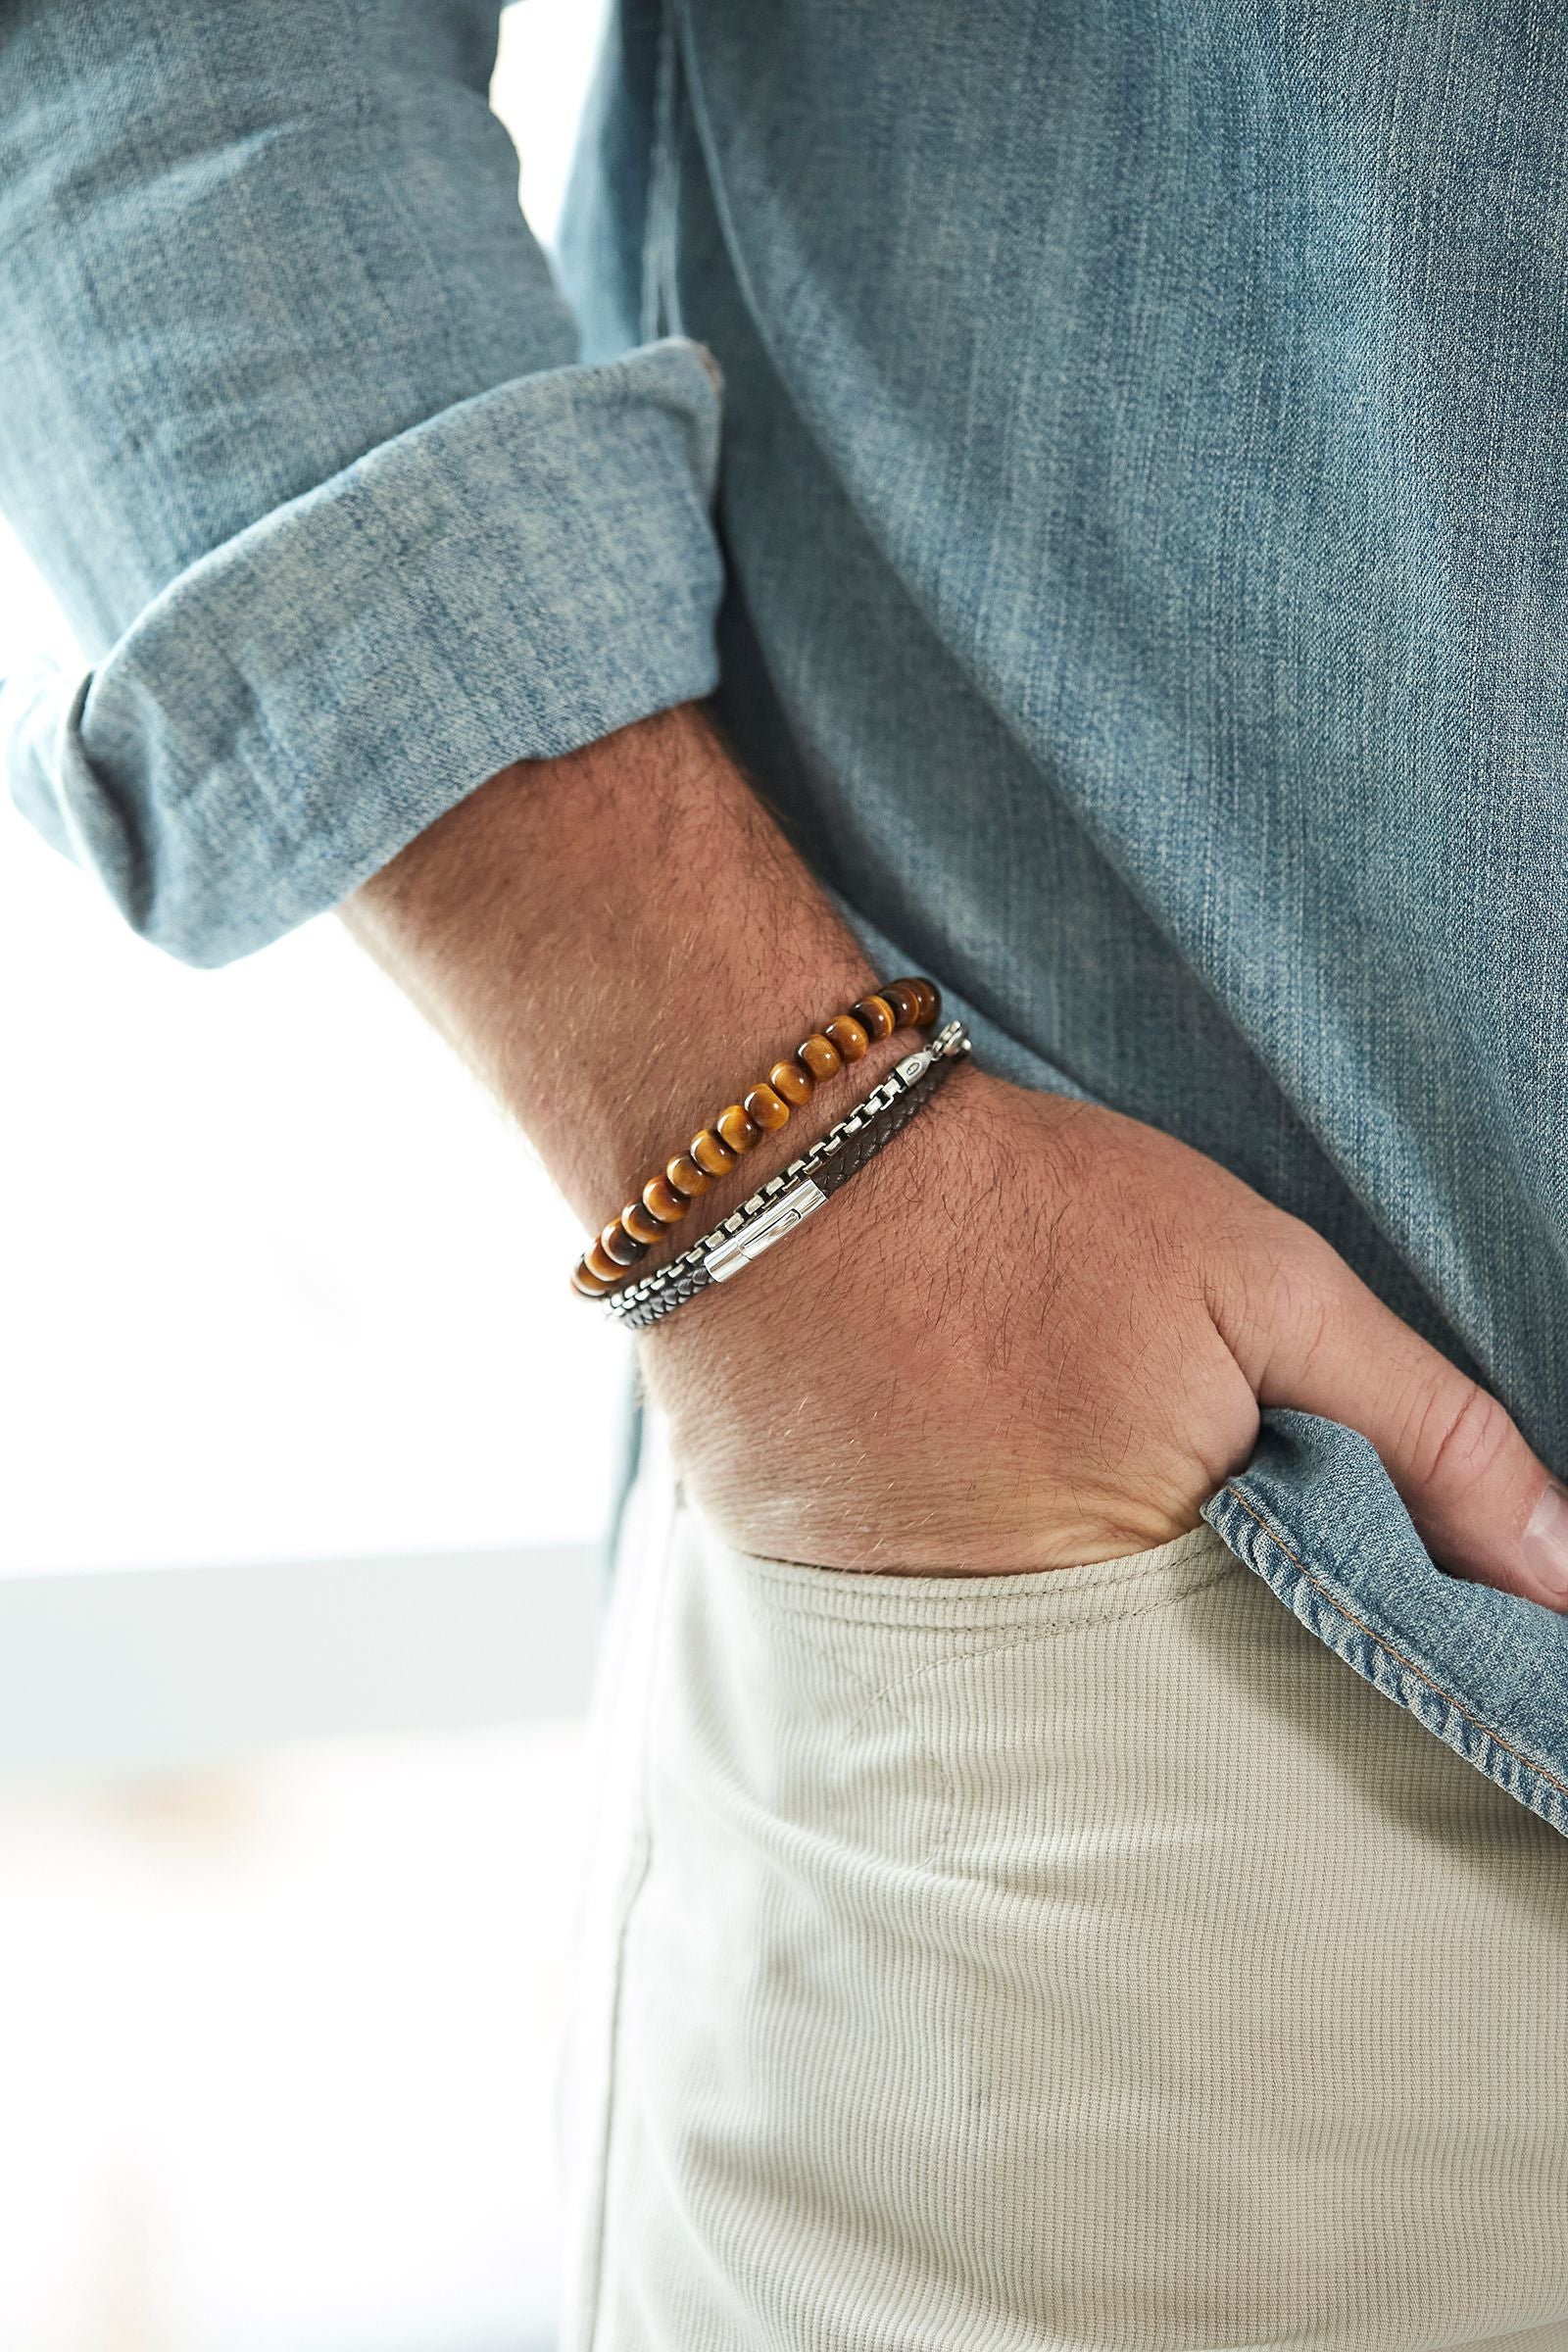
[3,2,1565,1835]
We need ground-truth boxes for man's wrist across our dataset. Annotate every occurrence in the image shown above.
[637,1046,990,1362]
[601,1003,920,1288]
[342,703,901,1255]
[598,1018,969,1318]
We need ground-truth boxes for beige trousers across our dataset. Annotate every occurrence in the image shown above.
[561,1412,1568,2350]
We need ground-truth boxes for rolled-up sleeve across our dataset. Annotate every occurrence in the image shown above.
[0,0,723,964]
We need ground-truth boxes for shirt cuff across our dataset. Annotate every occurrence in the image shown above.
[3,337,723,966]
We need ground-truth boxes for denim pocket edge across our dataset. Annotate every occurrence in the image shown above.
[1203,1408,1568,1843]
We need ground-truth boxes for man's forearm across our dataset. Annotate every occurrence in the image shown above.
[342,704,895,1253]
[343,702,1568,1602]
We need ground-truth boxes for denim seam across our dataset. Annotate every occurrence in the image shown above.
[1220,1483,1568,1805]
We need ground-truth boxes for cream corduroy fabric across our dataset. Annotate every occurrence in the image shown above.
[560,1416,1568,2350]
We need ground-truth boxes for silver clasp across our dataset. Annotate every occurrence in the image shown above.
[704,1177,828,1282]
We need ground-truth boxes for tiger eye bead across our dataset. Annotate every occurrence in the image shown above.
[643,1173,691,1225]
[824,1013,870,1062]
[667,1152,711,1199]
[601,1220,647,1269]
[797,1033,843,1082]
[692,1128,738,1178]
[716,1102,762,1153]
[743,1082,791,1132]
[853,994,896,1042]
[586,1237,624,1286]
[622,1200,665,1247]
[769,1057,814,1106]
[572,971,961,1308]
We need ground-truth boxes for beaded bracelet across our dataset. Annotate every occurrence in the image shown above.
[602,1020,970,1330]
[570,977,941,1298]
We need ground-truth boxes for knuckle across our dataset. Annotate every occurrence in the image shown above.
[1406,1377,1517,1495]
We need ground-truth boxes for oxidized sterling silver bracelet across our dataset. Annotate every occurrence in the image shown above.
[603,1019,970,1331]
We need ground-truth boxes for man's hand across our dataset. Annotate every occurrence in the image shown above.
[643,1059,1568,1600]
[344,703,1568,1607]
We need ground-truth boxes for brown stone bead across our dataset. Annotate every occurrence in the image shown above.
[853,994,896,1043]
[716,1102,762,1153]
[642,1173,691,1224]
[769,1057,814,1106]
[622,1200,665,1247]
[882,980,921,1028]
[743,1082,791,1133]
[824,1013,870,1062]
[797,1033,843,1082]
[908,977,941,1025]
[600,1220,646,1269]
[586,1237,624,1286]
[667,1152,711,1199]
[571,1258,612,1298]
[691,1128,738,1178]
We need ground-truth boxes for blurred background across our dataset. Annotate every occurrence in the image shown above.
[0,7,617,2344]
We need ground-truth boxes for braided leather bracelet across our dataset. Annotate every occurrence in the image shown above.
[603,1020,970,1331]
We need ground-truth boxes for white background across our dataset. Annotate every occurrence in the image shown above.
[1,0,621,1579]
[0,8,614,2347]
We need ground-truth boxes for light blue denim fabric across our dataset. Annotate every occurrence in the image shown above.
[3,2,1565,1833]
[1207,1413,1568,1838]
[0,1,723,956]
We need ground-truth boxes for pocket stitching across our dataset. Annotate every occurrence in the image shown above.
[724,1525,1233,1627]
[777,1609,968,1875]
[787,1560,1242,1882]
[758,1559,1241,1642]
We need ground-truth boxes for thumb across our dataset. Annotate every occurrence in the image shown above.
[1254,1255,1568,1612]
